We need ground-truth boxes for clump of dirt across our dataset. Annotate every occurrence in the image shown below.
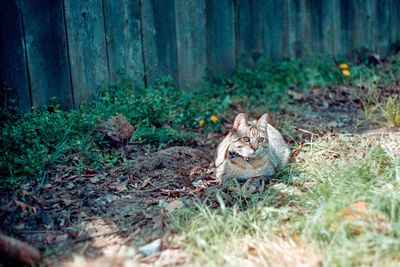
[95,115,135,144]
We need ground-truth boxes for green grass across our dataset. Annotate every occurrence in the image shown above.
[1,57,400,189]
[382,96,400,127]
[169,134,400,266]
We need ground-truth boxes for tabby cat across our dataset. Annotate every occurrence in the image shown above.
[215,113,290,185]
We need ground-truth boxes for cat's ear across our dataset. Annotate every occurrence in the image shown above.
[257,113,270,129]
[233,113,248,130]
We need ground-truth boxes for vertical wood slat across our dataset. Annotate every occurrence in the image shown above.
[337,0,356,58]
[141,0,178,85]
[374,0,390,53]
[288,0,321,60]
[237,0,266,67]
[175,0,207,88]
[332,0,341,56]
[264,0,289,60]
[64,0,109,106]
[310,0,334,57]
[0,0,31,111]
[353,0,374,54]
[287,0,301,58]
[103,0,144,86]
[21,0,73,109]
[206,0,236,79]
[390,0,400,46]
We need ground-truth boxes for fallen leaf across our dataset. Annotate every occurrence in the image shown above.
[342,201,391,235]
[109,183,127,192]
[139,178,152,189]
[45,235,55,245]
[13,199,37,214]
[290,143,303,160]
[90,176,100,184]
[62,198,73,207]
[287,89,304,100]
[55,234,68,242]
[15,222,25,230]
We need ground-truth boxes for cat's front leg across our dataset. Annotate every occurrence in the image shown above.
[242,176,267,194]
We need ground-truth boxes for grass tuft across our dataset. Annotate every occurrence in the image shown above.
[382,95,400,127]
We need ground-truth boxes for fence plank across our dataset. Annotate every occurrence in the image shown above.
[103,0,144,86]
[288,0,314,59]
[206,0,236,79]
[21,0,73,109]
[354,0,373,54]
[390,0,400,45]
[64,0,109,106]
[0,0,31,111]
[237,0,266,67]
[264,0,289,60]
[175,0,207,88]
[374,0,390,53]
[336,0,356,57]
[310,0,334,57]
[141,0,178,85]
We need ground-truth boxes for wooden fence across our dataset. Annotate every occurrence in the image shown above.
[1,0,400,111]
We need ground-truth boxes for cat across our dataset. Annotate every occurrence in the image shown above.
[215,113,290,188]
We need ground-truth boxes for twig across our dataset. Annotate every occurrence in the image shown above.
[16,230,63,234]
[73,230,128,244]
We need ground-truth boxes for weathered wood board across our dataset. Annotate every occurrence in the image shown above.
[175,0,207,88]
[64,0,109,106]
[0,0,31,111]
[264,0,289,60]
[21,0,73,109]
[237,0,266,67]
[141,0,178,85]
[206,0,236,78]
[103,0,144,87]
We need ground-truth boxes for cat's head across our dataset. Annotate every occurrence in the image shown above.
[229,113,270,158]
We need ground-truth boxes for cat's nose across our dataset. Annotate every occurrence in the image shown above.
[251,144,258,151]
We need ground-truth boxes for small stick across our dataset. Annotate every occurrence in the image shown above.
[73,230,128,244]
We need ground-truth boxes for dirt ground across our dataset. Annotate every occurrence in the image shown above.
[0,84,399,266]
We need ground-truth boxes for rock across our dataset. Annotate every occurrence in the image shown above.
[95,115,135,144]
[139,239,161,257]
[165,199,184,212]
[192,180,205,187]
[158,199,168,208]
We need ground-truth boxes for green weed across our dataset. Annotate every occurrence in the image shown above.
[381,95,400,127]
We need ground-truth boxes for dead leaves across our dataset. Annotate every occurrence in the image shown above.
[13,199,38,214]
[341,201,391,235]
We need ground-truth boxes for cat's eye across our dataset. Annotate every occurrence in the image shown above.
[242,136,250,142]
[258,137,265,143]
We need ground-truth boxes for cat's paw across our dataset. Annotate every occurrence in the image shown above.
[242,176,265,194]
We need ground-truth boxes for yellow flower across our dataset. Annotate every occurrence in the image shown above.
[198,119,205,128]
[209,115,218,124]
[339,63,349,70]
[342,69,351,77]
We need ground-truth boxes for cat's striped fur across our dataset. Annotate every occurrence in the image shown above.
[215,113,290,182]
